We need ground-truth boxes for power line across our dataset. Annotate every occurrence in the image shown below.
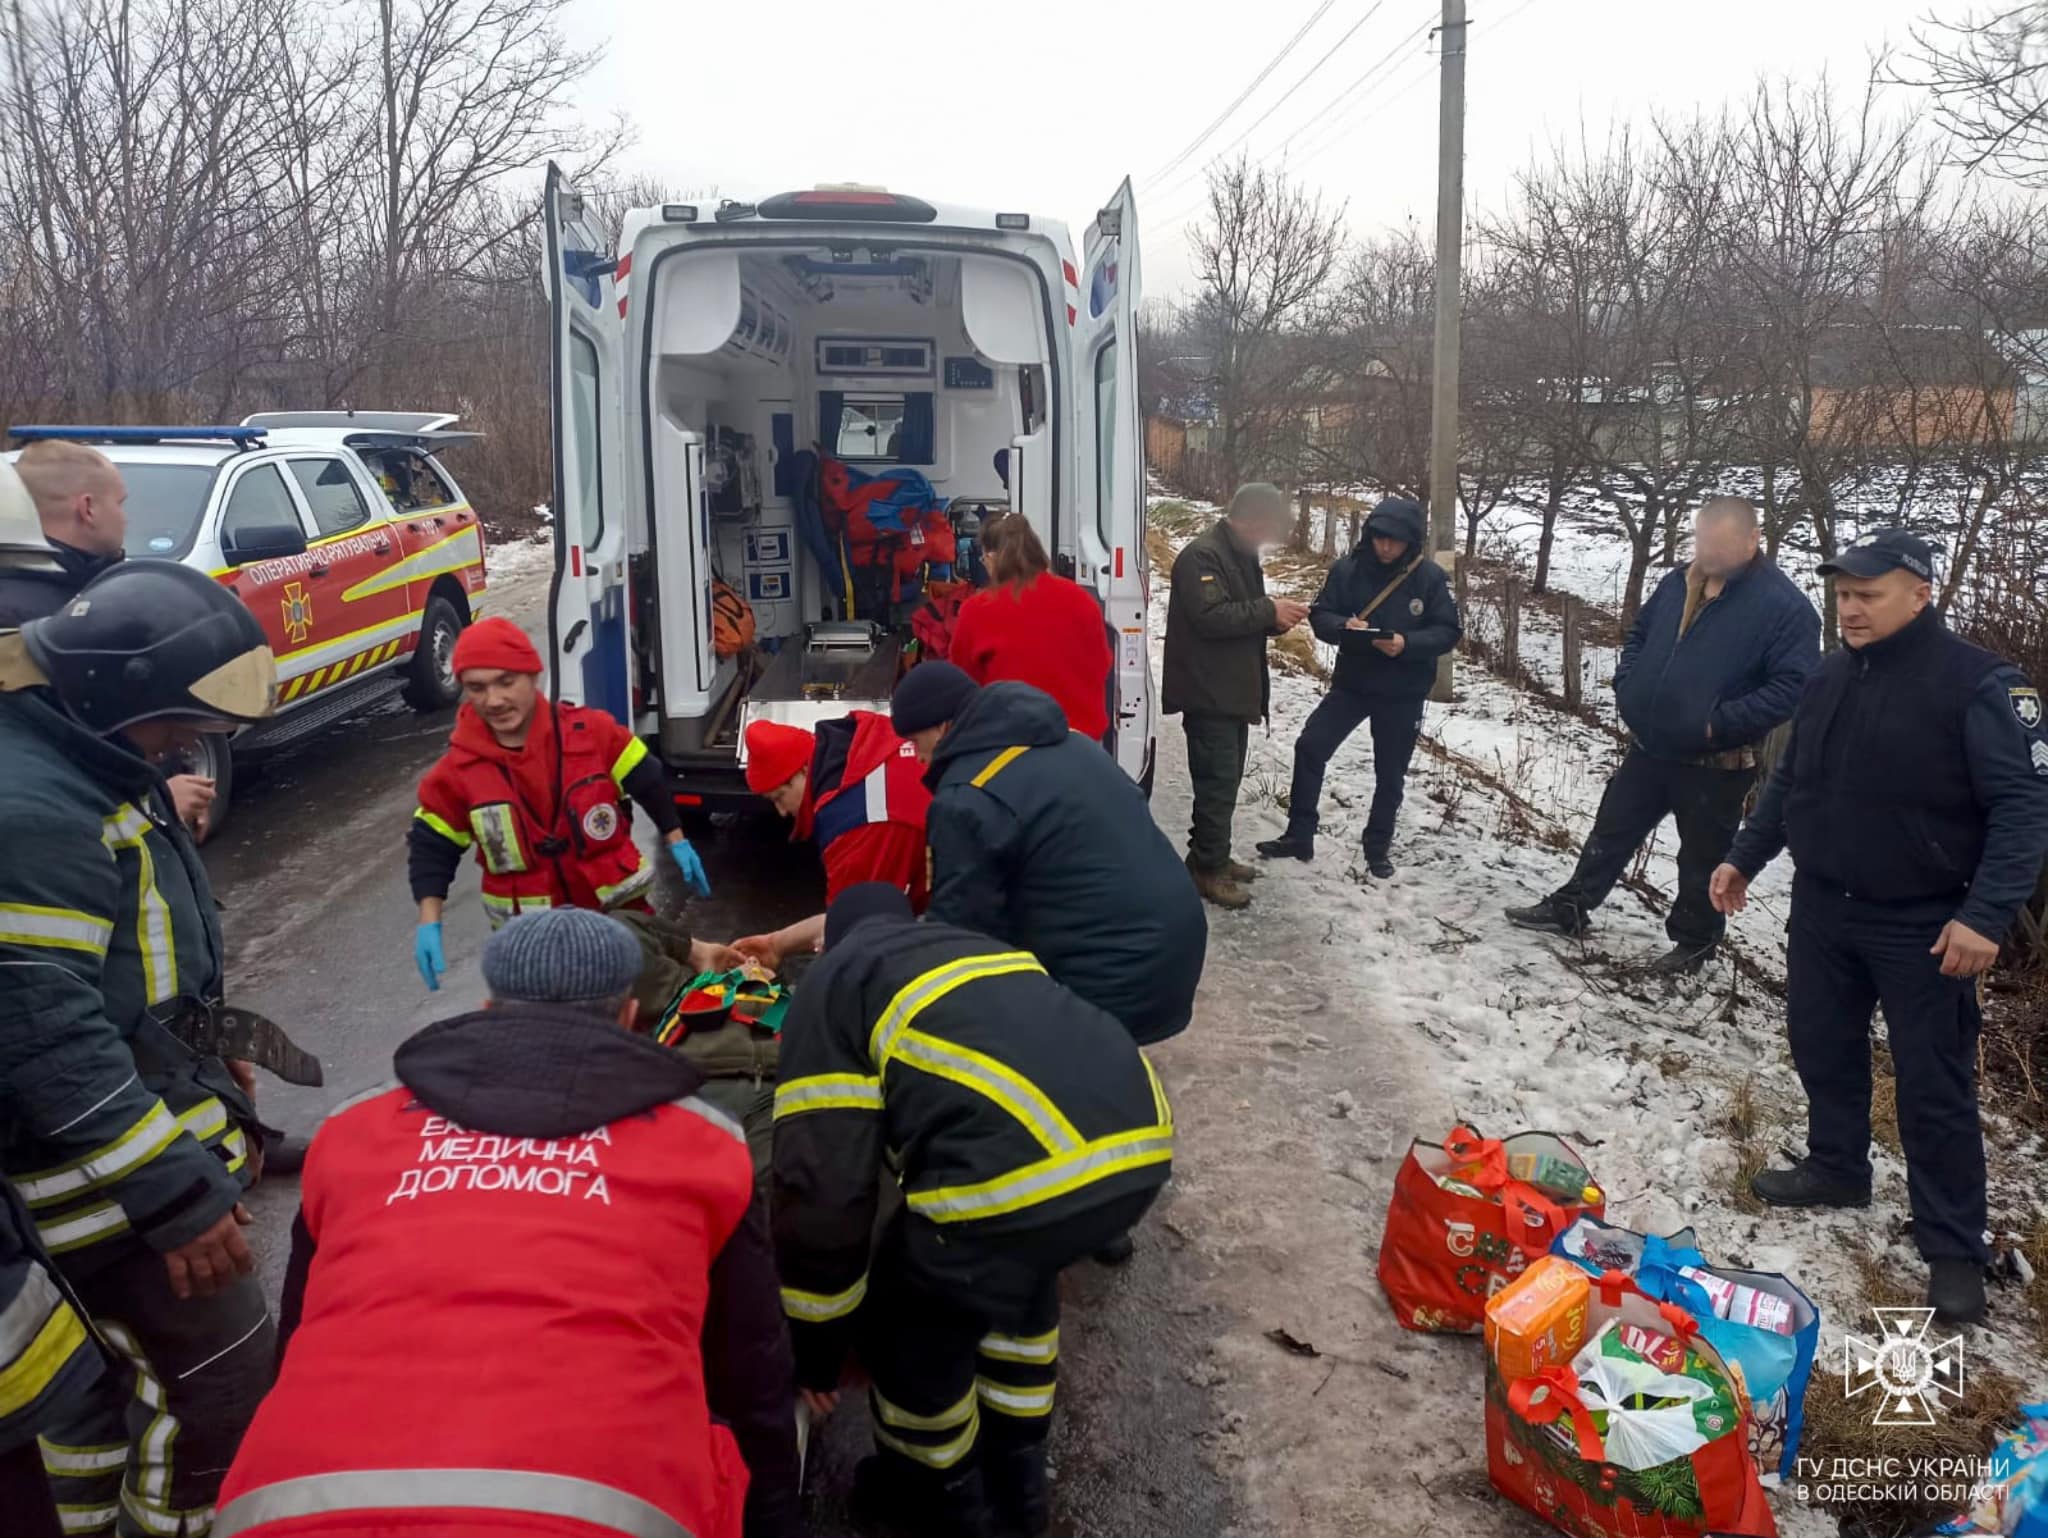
[1146,4,1439,216]
[1143,0,1339,187]
[1149,0,1389,188]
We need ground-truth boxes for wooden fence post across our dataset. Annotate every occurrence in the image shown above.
[1294,487,1313,552]
[1455,554,1469,612]
[1502,573,1521,675]
[1561,594,1583,708]
[1321,501,1337,559]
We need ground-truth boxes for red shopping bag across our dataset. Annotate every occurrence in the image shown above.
[1377,1125,1604,1333]
[1484,1270,1778,1538]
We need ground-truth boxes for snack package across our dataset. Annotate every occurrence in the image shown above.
[1378,1125,1605,1334]
[1486,1255,1592,1382]
[1553,1217,1819,1484]
[1935,1402,2048,1536]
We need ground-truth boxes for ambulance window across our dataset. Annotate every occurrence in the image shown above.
[218,465,304,553]
[834,396,906,460]
[1094,338,1117,547]
[570,333,604,546]
[288,458,373,536]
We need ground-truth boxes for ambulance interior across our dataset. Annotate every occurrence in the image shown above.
[639,243,1061,762]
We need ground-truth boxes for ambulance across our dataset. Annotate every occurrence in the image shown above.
[541,165,1154,810]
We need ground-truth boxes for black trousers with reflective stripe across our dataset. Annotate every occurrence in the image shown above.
[42,1244,274,1537]
[860,1192,1157,1525]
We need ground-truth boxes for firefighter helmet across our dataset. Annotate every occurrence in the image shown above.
[22,559,276,733]
[0,460,61,571]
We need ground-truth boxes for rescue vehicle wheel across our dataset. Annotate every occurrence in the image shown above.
[403,595,464,712]
[186,731,234,842]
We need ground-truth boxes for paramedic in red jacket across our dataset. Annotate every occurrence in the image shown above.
[948,513,1113,742]
[213,908,803,1538]
[734,713,932,963]
[407,617,712,990]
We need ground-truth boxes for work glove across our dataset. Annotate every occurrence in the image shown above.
[415,921,446,991]
[669,838,713,899]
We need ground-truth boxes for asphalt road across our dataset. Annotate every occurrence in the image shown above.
[199,567,1228,1536]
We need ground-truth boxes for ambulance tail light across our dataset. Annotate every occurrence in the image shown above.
[672,793,704,807]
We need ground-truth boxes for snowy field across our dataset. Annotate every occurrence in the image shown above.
[1145,490,2045,1538]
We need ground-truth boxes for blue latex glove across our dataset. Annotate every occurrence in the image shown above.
[668,837,712,898]
[415,921,446,991]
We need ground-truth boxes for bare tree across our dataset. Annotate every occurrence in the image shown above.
[1319,226,1435,502]
[1186,155,1345,490]
[1898,2,2048,187]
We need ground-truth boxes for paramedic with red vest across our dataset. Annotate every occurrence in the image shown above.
[734,714,932,963]
[407,617,712,989]
[214,908,804,1538]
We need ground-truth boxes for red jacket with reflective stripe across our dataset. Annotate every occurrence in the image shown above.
[417,699,653,923]
[217,1082,756,1538]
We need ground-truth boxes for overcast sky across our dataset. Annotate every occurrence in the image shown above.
[567,0,1944,299]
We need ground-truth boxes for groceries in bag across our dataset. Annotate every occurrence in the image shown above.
[1485,1254,1591,1382]
[1379,1124,1606,1334]
[1553,1217,1819,1484]
[1936,1402,2048,1536]
[1486,1267,1777,1538]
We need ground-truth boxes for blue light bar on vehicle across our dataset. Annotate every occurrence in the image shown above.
[7,425,267,447]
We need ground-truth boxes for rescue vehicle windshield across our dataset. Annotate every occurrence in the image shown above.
[118,462,223,558]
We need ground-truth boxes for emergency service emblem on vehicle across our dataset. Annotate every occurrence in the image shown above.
[2013,686,2042,729]
[281,581,314,645]
[582,803,620,842]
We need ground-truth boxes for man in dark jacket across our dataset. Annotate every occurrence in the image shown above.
[1159,483,1310,908]
[773,884,1172,1538]
[1711,529,2048,1326]
[1256,496,1460,878]
[893,664,1206,1047]
[0,440,128,628]
[1,560,280,1537]
[1507,497,1819,973]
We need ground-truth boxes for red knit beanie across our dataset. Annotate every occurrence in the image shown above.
[744,720,815,794]
[450,617,543,677]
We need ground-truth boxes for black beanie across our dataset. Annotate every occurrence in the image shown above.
[825,882,916,950]
[891,661,979,736]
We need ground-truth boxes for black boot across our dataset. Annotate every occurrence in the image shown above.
[853,1455,996,1538]
[1255,833,1314,862]
[1503,896,1589,937]
[1645,941,1716,977]
[1364,852,1394,879]
[1928,1258,1987,1326]
[985,1442,1052,1538]
[1092,1231,1135,1267]
[1750,1159,1872,1209]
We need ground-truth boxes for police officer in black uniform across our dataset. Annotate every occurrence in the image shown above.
[1711,529,2048,1325]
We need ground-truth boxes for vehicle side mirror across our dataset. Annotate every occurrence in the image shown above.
[223,525,307,565]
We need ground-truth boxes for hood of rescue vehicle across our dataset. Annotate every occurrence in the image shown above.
[394,1003,704,1139]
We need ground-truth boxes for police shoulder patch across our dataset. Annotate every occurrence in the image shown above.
[2012,685,2043,730]
[1409,597,1425,615]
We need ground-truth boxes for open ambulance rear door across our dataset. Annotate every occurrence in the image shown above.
[1077,178,1154,788]
[543,163,632,722]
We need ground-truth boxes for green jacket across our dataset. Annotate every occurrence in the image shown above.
[1161,519,1278,722]
[0,691,253,1275]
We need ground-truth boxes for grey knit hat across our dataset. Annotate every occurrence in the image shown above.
[482,909,643,1006]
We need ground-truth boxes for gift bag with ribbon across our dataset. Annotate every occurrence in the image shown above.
[1486,1268,1778,1538]
[1553,1217,1820,1485]
[1377,1125,1606,1333]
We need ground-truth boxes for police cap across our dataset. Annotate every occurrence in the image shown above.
[22,560,277,734]
[1817,528,1935,582]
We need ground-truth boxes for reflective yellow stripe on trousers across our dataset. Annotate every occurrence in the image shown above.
[213,1469,696,1538]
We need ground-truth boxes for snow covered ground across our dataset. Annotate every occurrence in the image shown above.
[1143,493,2045,1538]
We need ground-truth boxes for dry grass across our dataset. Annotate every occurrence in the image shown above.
[1850,1246,1927,1312]
[1871,1043,1903,1156]
[1728,1075,1768,1214]
[2025,1214,2048,1349]
[1145,527,1177,580]
[1271,626,1330,682]
[1799,1355,2023,1536]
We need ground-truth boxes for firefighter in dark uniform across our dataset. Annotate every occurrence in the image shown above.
[1712,530,2048,1325]
[0,559,280,1536]
[772,885,1174,1538]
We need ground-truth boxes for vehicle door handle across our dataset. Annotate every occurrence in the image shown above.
[309,563,330,578]
[563,619,588,652]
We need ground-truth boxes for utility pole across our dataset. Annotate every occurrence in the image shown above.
[1428,0,1467,703]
